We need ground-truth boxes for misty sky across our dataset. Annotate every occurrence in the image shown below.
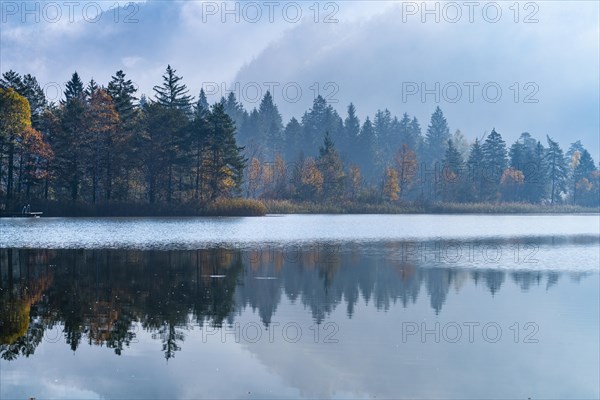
[1,0,598,157]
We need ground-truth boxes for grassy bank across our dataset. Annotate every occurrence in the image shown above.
[2,198,268,217]
[2,199,597,217]
[264,200,600,214]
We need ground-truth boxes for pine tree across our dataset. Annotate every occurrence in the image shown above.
[21,74,47,129]
[572,148,596,205]
[343,103,360,159]
[481,129,507,201]
[283,117,303,161]
[205,103,246,200]
[467,138,485,202]
[357,117,376,180]
[301,95,342,154]
[397,113,416,151]
[0,70,25,93]
[85,79,99,98]
[257,91,283,159]
[525,141,548,203]
[317,132,344,200]
[441,139,464,202]
[195,88,209,118]
[240,108,260,153]
[107,70,138,123]
[63,72,85,103]
[373,108,392,163]
[54,72,88,201]
[546,136,567,204]
[410,117,423,157]
[224,92,247,135]
[153,65,193,114]
[425,106,450,166]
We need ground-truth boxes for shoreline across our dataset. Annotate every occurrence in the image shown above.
[1,200,598,218]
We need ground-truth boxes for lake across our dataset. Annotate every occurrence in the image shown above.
[1,215,599,399]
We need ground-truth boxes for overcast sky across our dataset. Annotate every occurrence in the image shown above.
[1,0,598,157]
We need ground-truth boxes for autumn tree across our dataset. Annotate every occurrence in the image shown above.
[347,164,362,200]
[0,88,31,208]
[500,168,525,202]
[18,127,53,199]
[395,144,417,202]
[85,89,120,203]
[383,167,400,202]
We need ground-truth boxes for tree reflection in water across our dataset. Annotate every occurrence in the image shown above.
[0,239,592,360]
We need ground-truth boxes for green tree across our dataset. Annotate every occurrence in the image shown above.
[258,91,283,159]
[425,106,450,166]
[153,65,194,114]
[107,70,138,123]
[442,139,464,202]
[343,103,360,159]
[54,72,88,201]
[572,148,597,206]
[357,117,376,181]
[466,138,484,202]
[205,103,246,200]
[283,117,303,161]
[481,129,507,201]
[546,136,567,204]
[317,132,345,200]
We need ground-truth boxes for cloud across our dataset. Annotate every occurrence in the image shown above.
[233,2,600,155]
[1,1,598,156]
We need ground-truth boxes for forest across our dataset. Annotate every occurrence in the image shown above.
[1,66,599,215]
[0,245,583,360]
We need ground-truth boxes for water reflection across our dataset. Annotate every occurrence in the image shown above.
[1,236,596,361]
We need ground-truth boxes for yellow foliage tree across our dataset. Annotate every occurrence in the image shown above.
[383,166,400,202]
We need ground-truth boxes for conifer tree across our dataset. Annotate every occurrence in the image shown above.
[153,65,194,114]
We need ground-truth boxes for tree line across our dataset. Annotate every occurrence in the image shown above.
[1,245,579,359]
[1,66,598,212]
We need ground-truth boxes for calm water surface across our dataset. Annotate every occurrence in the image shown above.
[0,215,598,399]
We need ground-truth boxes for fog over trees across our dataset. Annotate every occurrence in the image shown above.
[1,67,598,212]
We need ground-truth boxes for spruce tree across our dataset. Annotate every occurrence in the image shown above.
[153,65,194,114]
[258,91,283,159]
[572,148,596,205]
[442,139,464,202]
[481,129,507,200]
[284,117,303,161]
[0,70,24,92]
[425,106,450,166]
[195,88,209,118]
[343,103,360,159]
[55,72,88,201]
[317,132,345,200]
[546,136,567,204]
[107,70,138,123]
[467,138,485,202]
[527,141,547,203]
[205,103,246,200]
[63,72,85,103]
[357,117,376,180]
